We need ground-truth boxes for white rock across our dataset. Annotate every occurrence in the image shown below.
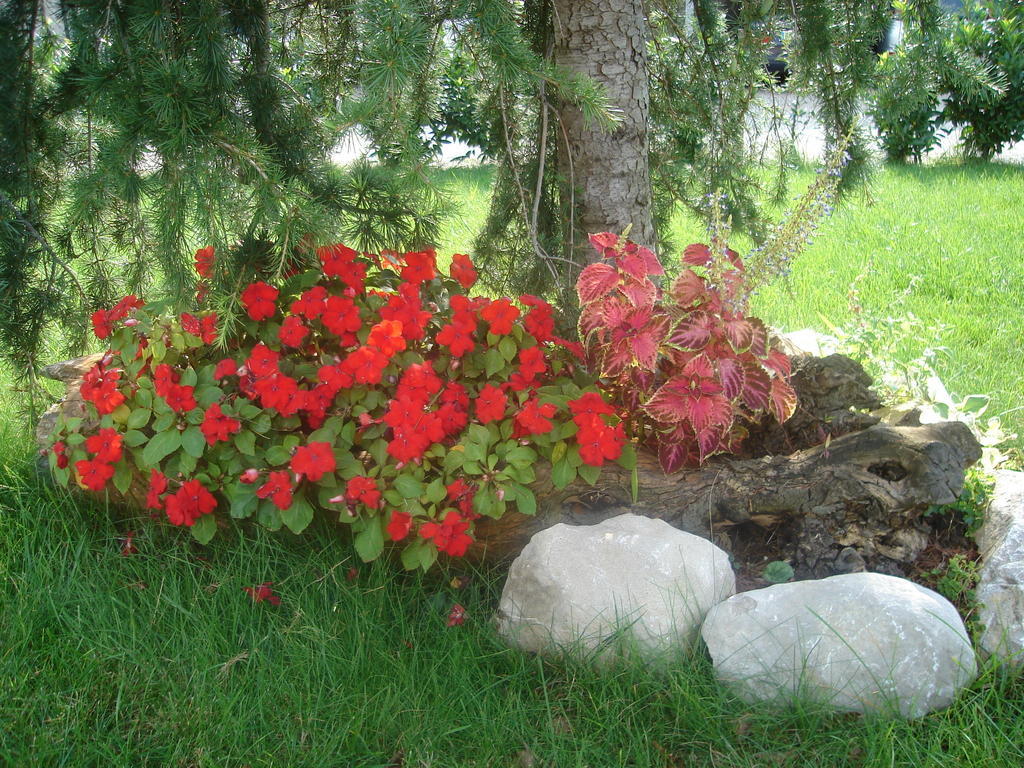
[975,469,1024,663]
[701,573,976,718]
[497,514,735,660]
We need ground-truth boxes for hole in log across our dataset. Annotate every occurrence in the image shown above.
[866,460,908,481]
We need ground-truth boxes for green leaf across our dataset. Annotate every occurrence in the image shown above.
[551,458,576,490]
[281,495,315,534]
[190,514,217,544]
[515,485,537,516]
[505,446,537,466]
[152,412,175,433]
[354,520,384,562]
[142,429,182,467]
[578,463,600,485]
[550,440,568,465]
[425,478,447,504]
[195,385,223,408]
[227,484,258,519]
[266,445,291,466]
[616,444,638,470]
[960,394,989,415]
[134,388,153,409]
[443,446,466,473]
[124,430,148,448]
[485,347,505,378]
[113,460,134,495]
[233,429,256,456]
[181,426,205,458]
[257,500,283,531]
[498,335,518,362]
[394,473,423,499]
[126,408,151,430]
[400,539,437,571]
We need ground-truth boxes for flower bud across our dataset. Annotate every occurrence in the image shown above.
[495,488,505,502]
[123,318,140,327]
[239,468,260,484]
[327,494,345,504]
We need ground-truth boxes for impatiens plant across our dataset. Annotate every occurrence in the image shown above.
[47,243,634,569]
[577,233,796,472]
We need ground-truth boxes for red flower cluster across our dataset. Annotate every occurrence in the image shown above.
[346,476,381,510]
[386,510,413,541]
[480,298,520,336]
[74,427,123,491]
[290,442,336,482]
[51,440,68,469]
[257,470,293,510]
[419,510,473,557]
[318,243,367,292]
[164,478,217,526]
[241,281,279,321]
[154,363,197,412]
[437,295,478,357]
[200,403,241,445]
[450,253,477,290]
[194,245,215,278]
[81,363,126,415]
[91,294,144,340]
[181,312,218,344]
[568,393,627,466]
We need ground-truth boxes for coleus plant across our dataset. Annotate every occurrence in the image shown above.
[47,244,634,570]
[577,232,797,472]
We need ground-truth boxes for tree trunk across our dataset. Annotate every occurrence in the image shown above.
[553,0,656,258]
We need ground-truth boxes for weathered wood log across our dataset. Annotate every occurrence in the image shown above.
[471,420,981,578]
[37,352,982,577]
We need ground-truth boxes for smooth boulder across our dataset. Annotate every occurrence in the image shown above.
[975,469,1024,663]
[497,514,735,660]
[701,572,977,718]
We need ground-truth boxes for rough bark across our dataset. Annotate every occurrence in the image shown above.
[38,352,982,579]
[553,0,656,258]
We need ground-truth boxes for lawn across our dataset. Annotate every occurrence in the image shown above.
[2,160,1023,765]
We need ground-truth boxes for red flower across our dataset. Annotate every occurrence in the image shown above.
[146,469,168,509]
[346,476,381,510]
[513,398,557,437]
[257,470,293,510]
[85,427,123,464]
[447,603,466,627]
[164,479,218,527]
[194,245,215,278]
[517,346,547,383]
[450,253,478,290]
[480,298,520,336]
[568,392,616,426]
[91,309,114,340]
[290,285,328,319]
[120,530,138,556]
[252,372,300,415]
[76,458,115,492]
[419,510,473,557]
[521,294,555,342]
[446,478,477,517]
[379,283,431,341]
[81,364,125,415]
[475,384,507,424]
[319,243,367,292]
[181,312,217,344]
[246,343,280,377]
[367,319,406,356]
[213,358,238,380]
[200,403,241,445]
[241,281,279,321]
[577,422,626,466]
[397,363,443,406]
[51,440,69,469]
[342,346,389,385]
[290,442,336,482]
[386,510,413,541]
[278,315,309,348]
[321,295,363,343]
[163,383,197,413]
[436,319,476,357]
[239,468,260,484]
[401,249,437,284]
[243,582,281,606]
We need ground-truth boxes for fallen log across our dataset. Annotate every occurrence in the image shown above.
[37,352,981,577]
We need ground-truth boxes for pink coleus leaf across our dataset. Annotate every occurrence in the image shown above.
[669,270,707,309]
[764,347,792,378]
[658,434,698,474]
[576,263,621,305]
[717,356,746,400]
[618,276,658,309]
[588,232,620,259]
[768,376,798,424]
[695,420,730,461]
[688,391,733,434]
[618,243,665,279]
[668,311,715,350]
[740,360,771,411]
[721,313,754,353]
[682,243,713,268]
[747,317,768,358]
[642,365,726,425]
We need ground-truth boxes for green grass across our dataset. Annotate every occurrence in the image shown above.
[3,160,1024,764]
[2,439,1023,766]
